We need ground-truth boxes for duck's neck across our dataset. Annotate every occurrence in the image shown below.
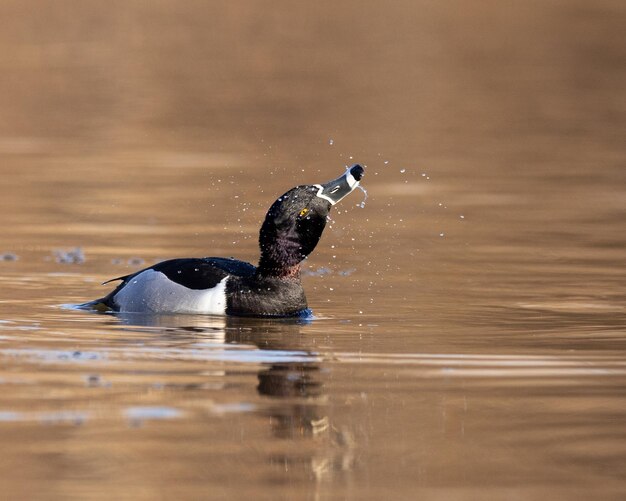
[255,260,302,280]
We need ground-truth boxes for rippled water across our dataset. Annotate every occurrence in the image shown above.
[1,1,625,499]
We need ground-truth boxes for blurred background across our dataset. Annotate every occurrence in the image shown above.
[1,0,623,309]
[0,1,625,499]
[2,0,623,173]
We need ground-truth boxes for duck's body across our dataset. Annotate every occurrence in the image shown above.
[84,165,364,318]
[95,257,307,317]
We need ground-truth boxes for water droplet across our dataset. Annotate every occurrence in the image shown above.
[384,160,389,165]
[460,215,465,219]
[356,185,368,208]
[439,233,445,237]
[400,168,405,173]
[329,138,334,145]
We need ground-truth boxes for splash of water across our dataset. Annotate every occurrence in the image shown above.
[356,185,368,208]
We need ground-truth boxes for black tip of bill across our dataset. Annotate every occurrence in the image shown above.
[315,164,365,205]
[349,164,364,181]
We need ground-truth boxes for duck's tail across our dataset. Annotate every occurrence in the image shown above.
[75,299,113,312]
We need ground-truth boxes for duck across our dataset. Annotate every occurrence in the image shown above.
[83,164,365,318]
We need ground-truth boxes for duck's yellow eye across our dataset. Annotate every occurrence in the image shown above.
[298,208,309,217]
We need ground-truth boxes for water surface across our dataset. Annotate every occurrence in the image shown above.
[0,1,625,499]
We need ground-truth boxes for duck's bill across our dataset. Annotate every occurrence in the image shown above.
[315,164,365,205]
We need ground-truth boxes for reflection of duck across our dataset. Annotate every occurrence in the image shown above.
[83,165,364,317]
[112,312,316,356]
[258,363,325,441]
[257,360,356,483]
[108,312,355,482]
[257,363,323,399]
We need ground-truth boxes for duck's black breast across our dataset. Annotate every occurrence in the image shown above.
[225,274,308,317]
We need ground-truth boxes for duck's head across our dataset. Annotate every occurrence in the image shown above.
[258,164,365,277]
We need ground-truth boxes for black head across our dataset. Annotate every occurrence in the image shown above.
[258,165,365,276]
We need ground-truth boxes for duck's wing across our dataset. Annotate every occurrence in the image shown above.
[149,257,255,290]
[85,257,256,312]
[102,274,132,285]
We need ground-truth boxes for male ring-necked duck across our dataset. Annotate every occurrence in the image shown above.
[83,164,365,317]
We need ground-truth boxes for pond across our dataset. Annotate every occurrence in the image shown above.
[0,1,624,499]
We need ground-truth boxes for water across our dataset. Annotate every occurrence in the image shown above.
[355,185,368,209]
[1,1,625,499]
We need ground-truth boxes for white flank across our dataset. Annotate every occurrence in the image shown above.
[113,269,228,315]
